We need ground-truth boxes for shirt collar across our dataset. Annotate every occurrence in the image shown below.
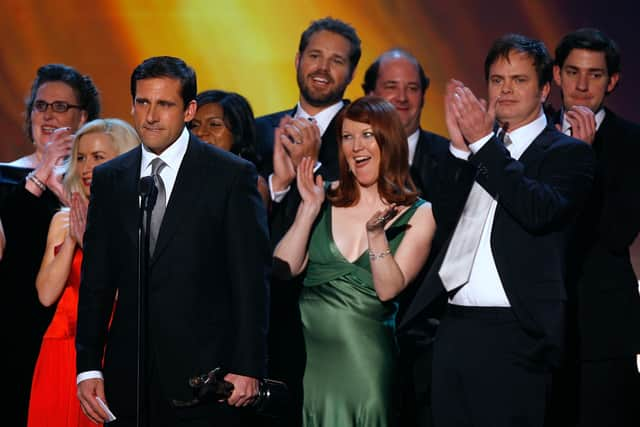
[407,128,420,165]
[503,111,547,160]
[140,126,190,176]
[295,100,344,137]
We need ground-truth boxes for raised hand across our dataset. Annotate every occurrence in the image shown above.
[296,156,325,212]
[366,203,398,234]
[565,105,597,145]
[272,116,321,192]
[450,83,496,144]
[444,79,469,151]
[69,192,88,247]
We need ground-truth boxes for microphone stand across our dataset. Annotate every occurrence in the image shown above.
[137,177,156,427]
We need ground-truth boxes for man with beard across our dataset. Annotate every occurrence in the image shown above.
[362,48,449,427]
[254,16,361,427]
[546,28,640,427]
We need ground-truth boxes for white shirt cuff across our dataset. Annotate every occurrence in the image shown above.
[449,144,472,160]
[269,174,290,203]
[77,370,103,384]
[468,132,494,154]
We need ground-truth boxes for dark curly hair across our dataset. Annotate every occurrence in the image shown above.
[25,63,100,143]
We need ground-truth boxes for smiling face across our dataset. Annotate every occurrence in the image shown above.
[30,81,88,151]
[191,102,234,151]
[76,132,119,197]
[341,118,381,187]
[371,56,424,135]
[554,48,619,113]
[296,30,353,114]
[131,77,196,154]
[488,50,550,131]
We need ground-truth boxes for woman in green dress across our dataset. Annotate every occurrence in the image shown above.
[273,96,436,426]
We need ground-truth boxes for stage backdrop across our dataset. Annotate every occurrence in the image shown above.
[0,0,637,161]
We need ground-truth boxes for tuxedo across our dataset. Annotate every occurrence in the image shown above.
[401,125,594,427]
[0,165,58,425]
[254,104,344,427]
[548,108,640,427]
[76,133,270,425]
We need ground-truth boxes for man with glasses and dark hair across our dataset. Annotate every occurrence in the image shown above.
[402,34,594,427]
[0,63,99,425]
[75,56,270,426]
[548,28,640,427]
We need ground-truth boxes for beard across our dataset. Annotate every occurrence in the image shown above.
[296,67,349,108]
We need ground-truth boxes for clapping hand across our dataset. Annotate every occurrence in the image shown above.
[272,116,321,191]
[296,156,324,213]
[69,192,88,247]
[556,105,596,144]
[449,81,497,144]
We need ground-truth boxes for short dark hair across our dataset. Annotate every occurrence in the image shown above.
[361,48,430,95]
[130,56,196,109]
[193,90,261,168]
[484,34,553,88]
[299,17,362,75]
[555,28,620,75]
[25,64,100,143]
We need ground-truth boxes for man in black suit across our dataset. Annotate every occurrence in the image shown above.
[401,34,594,427]
[76,56,270,426]
[548,28,640,427]
[254,17,361,427]
[362,48,449,427]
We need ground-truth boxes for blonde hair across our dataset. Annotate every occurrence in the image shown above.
[63,118,141,200]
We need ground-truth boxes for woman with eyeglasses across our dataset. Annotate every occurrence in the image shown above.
[190,90,270,206]
[27,119,140,427]
[0,63,100,425]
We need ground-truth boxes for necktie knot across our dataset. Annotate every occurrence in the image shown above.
[151,157,166,176]
[503,133,512,147]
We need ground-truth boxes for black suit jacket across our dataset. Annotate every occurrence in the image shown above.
[401,125,595,367]
[255,103,345,246]
[561,108,640,361]
[76,134,270,418]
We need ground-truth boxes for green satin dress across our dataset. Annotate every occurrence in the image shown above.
[300,199,425,427]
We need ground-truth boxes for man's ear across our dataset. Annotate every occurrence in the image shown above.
[552,65,562,87]
[184,100,197,122]
[606,72,620,94]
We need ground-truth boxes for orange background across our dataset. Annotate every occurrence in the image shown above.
[0,0,637,162]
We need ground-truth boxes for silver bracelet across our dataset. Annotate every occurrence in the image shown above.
[368,248,391,261]
[27,171,46,192]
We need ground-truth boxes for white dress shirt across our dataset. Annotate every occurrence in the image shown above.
[449,112,548,307]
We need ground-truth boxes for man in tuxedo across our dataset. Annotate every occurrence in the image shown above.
[548,28,640,427]
[401,34,594,427]
[362,48,449,427]
[75,56,270,426]
[254,17,361,427]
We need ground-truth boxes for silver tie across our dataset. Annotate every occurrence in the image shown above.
[438,131,509,292]
[149,158,166,255]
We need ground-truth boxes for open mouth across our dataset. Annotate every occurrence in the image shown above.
[41,126,58,135]
[354,155,372,167]
[310,74,332,87]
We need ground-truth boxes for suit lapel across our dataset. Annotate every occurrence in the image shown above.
[150,136,203,265]
[118,147,143,250]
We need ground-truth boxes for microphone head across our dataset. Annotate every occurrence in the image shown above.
[138,176,155,197]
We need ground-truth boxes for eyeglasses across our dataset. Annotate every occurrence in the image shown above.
[33,100,83,113]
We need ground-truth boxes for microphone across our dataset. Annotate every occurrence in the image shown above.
[138,176,157,212]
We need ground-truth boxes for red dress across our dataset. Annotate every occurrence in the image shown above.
[27,247,97,427]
